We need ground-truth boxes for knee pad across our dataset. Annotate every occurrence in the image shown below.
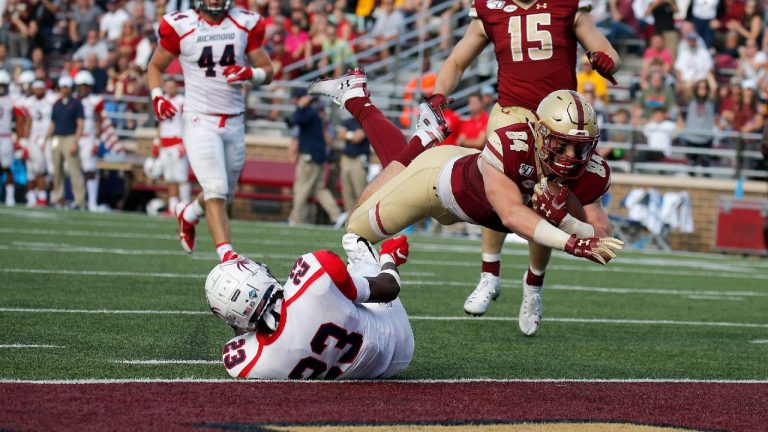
[202,178,228,201]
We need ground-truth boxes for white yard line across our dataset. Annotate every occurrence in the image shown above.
[750,339,768,344]
[1,307,766,328]
[0,268,202,279]
[687,295,745,301]
[0,377,767,384]
[0,307,207,315]
[115,360,220,365]
[0,344,64,349]
[0,267,760,295]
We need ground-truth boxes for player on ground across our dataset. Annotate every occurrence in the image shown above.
[151,79,190,212]
[74,71,107,212]
[147,0,273,262]
[428,0,620,333]
[0,70,30,206]
[22,79,57,207]
[310,74,622,276]
[206,234,413,379]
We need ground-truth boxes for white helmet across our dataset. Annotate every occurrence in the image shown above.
[143,157,163,180]
[0,70,11,85]
[0,70,10,96]
[18,70,36,86]
[145,197,166,216]
[205,257,283,331]
[58,75,74,89]
[74,70,95,86]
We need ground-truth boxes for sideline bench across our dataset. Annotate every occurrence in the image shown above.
[133,159,342,205]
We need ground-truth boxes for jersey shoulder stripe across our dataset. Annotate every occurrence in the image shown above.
[159,10,199,54]
[228,8,266,51]
[312,250,357,301]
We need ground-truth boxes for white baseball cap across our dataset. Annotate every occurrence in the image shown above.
[32,80,46,90]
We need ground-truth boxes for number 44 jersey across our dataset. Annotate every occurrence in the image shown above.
[158,8,266,115]
[222,251,415,380]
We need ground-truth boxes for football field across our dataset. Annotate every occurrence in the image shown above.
[1,206,767,430]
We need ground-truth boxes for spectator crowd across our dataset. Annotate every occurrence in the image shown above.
[0,0,765,217]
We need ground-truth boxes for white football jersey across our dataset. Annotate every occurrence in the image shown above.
[0,95,26,135]
[80,94,105,137]
[223,251,413,380]
[23,93,57,139]
[158,8,266,115]
[159,95,184,138]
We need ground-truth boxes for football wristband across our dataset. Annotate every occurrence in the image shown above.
[150,88,164,100]
[351,275,371,303]
[532,219,572,251]
[558,214,595,238]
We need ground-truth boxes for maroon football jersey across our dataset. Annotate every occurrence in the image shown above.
[470,0,590,110]
[450,121,610,232]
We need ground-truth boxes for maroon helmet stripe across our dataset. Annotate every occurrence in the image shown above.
[569,90,585,129]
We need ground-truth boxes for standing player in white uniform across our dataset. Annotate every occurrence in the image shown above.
[22,80,57,207]
[0,70,30,206]
[206,234,414,379]
[152,78,190,212]
[74,70,106,212]
[147,0,273,263]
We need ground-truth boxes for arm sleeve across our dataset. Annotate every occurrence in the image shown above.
[246,18,266,52]
[75,101,85,119]
[158,18,181,56]
[312,250,370,303]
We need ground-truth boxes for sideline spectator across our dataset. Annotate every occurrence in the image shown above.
[633,71,677,125]
[399,55,436,128]
[366,0,404,62]
[3,0,34,58]
[601,108,630,163]
[577,54,609,104]
[736,38,766,86]
[457,94,488,149]
[319,22,356,77]
[641,34,674,83]
[641,106,677,162]
[48,76,86,209]
[679,80,716,172]
[337,116,369,216]
[69,0,103,48]
[100,0,130,42]
[692,0,717,48]
[73,30,109,63]
[730,0,762,46]
[288,88,345,226]
[675,32,715,102]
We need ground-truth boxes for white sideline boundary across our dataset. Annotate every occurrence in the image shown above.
[1,377,767,385]
[115,360,220,365]
[0,344,64,349]
[1,307,767,328]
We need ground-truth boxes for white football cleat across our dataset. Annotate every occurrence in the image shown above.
[463,272,500,316]
[413,101,451,146]
[342,233,380,265]
[308,68,369,106]
[518,272,543,336]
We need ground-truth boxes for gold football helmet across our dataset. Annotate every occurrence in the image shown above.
[534,90,600,179]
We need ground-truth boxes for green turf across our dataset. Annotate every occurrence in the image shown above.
[1,207,767,380]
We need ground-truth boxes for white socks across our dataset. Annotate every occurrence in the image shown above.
[5,184,15,205]
[183,199,204,224]
[179,183,191,203]
[216,242,234,260]
[86,178,98,209]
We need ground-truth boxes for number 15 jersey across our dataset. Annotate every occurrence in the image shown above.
[222,251,414,380]
[158,8,266,115]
